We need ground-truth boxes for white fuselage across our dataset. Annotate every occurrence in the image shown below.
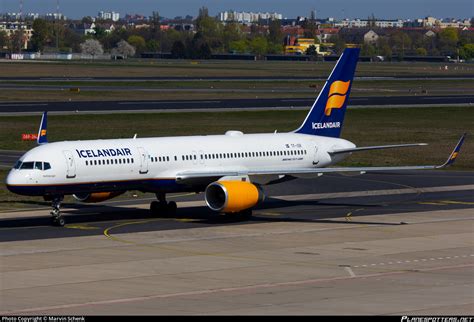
[6,131,355,196]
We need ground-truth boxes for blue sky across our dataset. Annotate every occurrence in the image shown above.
[0,0,472,19]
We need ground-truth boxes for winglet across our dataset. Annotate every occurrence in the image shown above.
[37,111,48,145]
[437,133,467,168]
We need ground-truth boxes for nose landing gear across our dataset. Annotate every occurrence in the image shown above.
[50,196,65,227]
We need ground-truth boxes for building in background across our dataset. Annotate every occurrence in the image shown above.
[97,11,120,22]
[284,38,330,56]
[218,11,282,24]
[0,21,33,49]
[335,18,404,28]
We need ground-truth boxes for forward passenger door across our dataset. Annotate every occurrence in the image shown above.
[62,150,76,178]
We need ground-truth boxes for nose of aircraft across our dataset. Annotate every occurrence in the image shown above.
[6,170,14,186]
[5,169,20,192]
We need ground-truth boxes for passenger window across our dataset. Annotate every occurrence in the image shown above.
[86,161,89,166]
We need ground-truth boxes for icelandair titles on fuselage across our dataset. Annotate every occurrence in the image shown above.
[312,122,341,130]
[76,148,132,158]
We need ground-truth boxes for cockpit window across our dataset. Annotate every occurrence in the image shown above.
[15,161,52,170]
[20,162,34,169]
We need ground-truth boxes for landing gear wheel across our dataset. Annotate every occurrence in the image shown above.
[50,196,65,227]
[52,216,65,227]
[224,209,253,220]
[150,201,160,214]
[150,199,177,217]
[166,201,177,215]
[239,209,253,219]
[150,193,178,217]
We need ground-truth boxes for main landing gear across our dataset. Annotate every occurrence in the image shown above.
[150,193,177,216]
[227,208,253,220]
[50,196,65,227]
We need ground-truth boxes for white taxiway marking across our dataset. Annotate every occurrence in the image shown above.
[353,254,474,268]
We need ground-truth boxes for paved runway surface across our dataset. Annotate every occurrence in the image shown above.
[0,95,473,115]
[1,75,474,81]
[0,171,473,314]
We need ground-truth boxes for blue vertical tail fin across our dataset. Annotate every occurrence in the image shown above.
[294,48,360,138]
[37,111,48,145]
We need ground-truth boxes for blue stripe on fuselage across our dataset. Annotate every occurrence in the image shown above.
[6,178,185,196]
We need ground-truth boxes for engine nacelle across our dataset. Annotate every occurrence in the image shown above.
[205,181,265,213]
[73,191,124,203]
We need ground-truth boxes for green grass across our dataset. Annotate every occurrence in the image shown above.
[1,60,473,78]
[0,106,472,210]
[6,79,474,90]
[1,79,472,102]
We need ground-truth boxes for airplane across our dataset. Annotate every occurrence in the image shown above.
[5,48,466,227]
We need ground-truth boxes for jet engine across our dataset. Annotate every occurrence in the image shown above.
[205,181,265,213]
[73,191,124,203]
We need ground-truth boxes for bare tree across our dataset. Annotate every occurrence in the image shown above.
[80,39,104,58]
[111,40,136,58]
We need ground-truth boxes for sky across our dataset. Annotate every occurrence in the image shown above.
[0,0,472,20]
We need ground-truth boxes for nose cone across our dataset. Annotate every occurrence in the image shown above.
[5,169,45,196]
[5,170,18,193]
[5,170,31,195]
[6,170,14,186]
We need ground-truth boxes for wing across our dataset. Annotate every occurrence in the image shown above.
[175,133,467,184]
[328,143,427,155]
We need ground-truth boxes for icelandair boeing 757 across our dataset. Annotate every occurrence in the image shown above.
[6,48,466,226]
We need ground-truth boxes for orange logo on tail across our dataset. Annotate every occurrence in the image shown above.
[324,80,351,116]
[41,129,47,136]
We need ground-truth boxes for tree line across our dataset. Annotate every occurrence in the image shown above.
[0,7,473,60]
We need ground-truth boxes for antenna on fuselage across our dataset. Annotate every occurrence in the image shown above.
[133,134,137,139]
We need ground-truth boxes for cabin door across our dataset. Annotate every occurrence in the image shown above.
[313,146,320,166]
[137,147,149,174]
[62,150,76,178]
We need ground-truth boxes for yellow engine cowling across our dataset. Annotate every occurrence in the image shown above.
[73,191,124,203]
[205,181,265,213]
